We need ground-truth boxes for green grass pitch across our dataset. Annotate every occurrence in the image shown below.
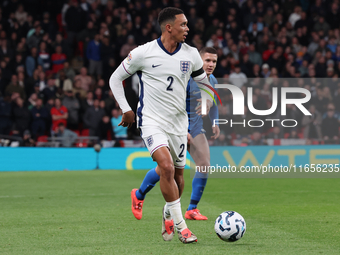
[1,170,340,254]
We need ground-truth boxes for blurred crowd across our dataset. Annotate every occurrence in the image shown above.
[0,0,340,146]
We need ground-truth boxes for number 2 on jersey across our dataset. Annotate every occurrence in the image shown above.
[167,76,174,91]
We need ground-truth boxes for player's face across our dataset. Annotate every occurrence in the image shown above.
[172,14,189,43]
[202,53,218,75]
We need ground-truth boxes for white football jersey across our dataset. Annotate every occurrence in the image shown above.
[122,38,203,135]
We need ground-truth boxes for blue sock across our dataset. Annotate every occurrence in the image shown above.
[135,167,160,200]
[188,172,208,211]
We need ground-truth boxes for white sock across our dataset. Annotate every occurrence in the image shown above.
[166,198,187,231]
[163,203,172,220]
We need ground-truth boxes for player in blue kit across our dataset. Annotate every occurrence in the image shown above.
[185,47,220,220]
[131,47,220,221]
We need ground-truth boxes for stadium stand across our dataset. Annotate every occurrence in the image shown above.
[0,0,339,147]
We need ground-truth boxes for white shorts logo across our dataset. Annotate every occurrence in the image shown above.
[146,135,153,147]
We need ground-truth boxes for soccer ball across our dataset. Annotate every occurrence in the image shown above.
[214,211,246,242]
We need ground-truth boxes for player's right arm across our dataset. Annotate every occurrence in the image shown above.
[109,47,144,128]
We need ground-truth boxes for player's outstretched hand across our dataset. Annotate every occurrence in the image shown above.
[119,110,135,128]
[195,99,213,116]
[211,125,220,139]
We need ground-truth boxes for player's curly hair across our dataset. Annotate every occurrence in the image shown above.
[158,7,184,31]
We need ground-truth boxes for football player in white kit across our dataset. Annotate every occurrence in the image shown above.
[109,7,213,243]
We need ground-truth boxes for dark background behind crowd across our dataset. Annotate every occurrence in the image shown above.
[0,0,340,147]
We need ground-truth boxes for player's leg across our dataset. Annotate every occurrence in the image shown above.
[153,147,181,241]
[185,133,209,220]
[131,127,164,220]
[135,167,160,200]
[174,167,184,197]
[131,166,160,220]
[160,134,197,243]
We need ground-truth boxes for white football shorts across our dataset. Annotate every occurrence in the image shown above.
[140,126,187,169]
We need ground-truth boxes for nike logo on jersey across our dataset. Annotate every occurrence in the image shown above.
[152,64,162,68]
[193,91,201,94]
[176,159,182,162]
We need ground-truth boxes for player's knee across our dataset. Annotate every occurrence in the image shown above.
[197,159,210,169]
[159,162,175,181]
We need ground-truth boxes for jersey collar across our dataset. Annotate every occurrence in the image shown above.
[157,37,182,56]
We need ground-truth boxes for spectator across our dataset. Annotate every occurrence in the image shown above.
[27,93,37,110]
[246,44,261,69]
[27,24,42,49]
[313,16,330,36]
[326,2,340,29]
[251,64,263,78]
[50,98,68,133]
[55,69,71,93]
[56,122,78,147]
[25,47,38,77]
[120,35,137,59]
[262,41,275,62]
[80,91,93,117]
[22,130,35,147]
[264,7,275,28]
[31,98,48,139]
[53,33,71,59]
[12,97,30,135]
[97,115,114,141]
[86,34,102,78]
[104,90,119,115]
[65,0,86,55]
[250,131,265,145]
[15,4,28,26]
[261,63,271,78]
[51,46,67,74]
[94,86,104,100]
[9,54,24,74]
[334,86,340,114]
[73,79,87,99]
[302,105,322,139]
[74,67,92,92]
[307,33,320,56]
[312,86,329,114]
[0,39,14,61]
[288,6,302,27]
[321,103,339,141]
[62,90,80,130]
[77,21,96,45]
[83,98,105,136]
[35,71,47,91]
[42,79,57,103]
[240,53,253,78]
[41,12,56,41]
[0,93,13,135]
[111,109,127,139]
[266,126,283,139]
[286,129,299,139]
[5,74,26,100]
[327,37,337,54]
[229,65,247,88]
[62,62,76,81]
[37,41,51,72]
